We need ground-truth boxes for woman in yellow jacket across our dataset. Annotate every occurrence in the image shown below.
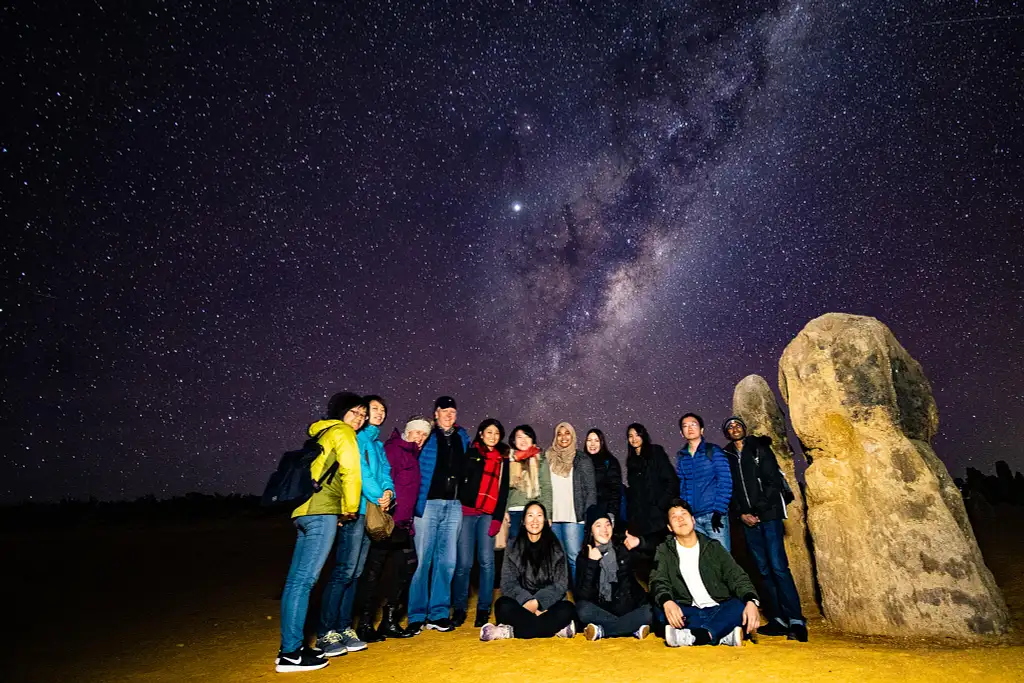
[276,392,364,673]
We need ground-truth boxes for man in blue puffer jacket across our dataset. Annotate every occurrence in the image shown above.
[675,413,733,552]
[318,395,395,655]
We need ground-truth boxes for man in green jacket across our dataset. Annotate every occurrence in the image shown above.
[649,498,761,647]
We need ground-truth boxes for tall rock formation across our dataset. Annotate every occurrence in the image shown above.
[778,313,1008,638]
[732,374,818,616]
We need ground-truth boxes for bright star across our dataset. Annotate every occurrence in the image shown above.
[511,202,522,212]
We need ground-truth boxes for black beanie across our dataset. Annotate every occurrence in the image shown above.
[585,504,611,531]
[327,392,369,420]
[721,415,747,437]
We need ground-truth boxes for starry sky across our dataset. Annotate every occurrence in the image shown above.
[2,1,1022,503]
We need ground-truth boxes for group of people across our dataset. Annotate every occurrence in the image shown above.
[274,393,808,673]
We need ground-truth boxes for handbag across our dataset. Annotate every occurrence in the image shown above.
[365,501,395,541]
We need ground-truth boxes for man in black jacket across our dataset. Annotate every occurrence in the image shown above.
[723,416,808,642]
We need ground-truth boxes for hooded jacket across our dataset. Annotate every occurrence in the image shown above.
[383,428,422,526]
[291,419,361,518]
[356,424,395,515]
[415,425,471,517]
[724,436,786,523]
[626,445,679,537]
[675,439,732,518]
[649,532,758,610]
[574,541,648,616]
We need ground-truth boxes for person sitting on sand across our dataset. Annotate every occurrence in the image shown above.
[574,504,652,641]
[481,501,577,641]
[650,499,760,647]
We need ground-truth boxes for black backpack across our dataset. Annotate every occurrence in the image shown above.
[261,425,341,508]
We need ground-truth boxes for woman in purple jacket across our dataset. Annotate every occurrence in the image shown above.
[356,416,431,639]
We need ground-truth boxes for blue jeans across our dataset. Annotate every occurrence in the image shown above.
[453,513,496,612]
[319,514,370,634]
[551,521,584,583]
[507,509,524,544]
[744,518,804,624]
[280,514,338,652]
[409,499,463,622]
[694,512,731,552]
[656,598,745,643]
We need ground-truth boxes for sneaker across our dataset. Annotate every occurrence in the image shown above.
[339,627,367,652]
[555,621,576,638]
[452,609,468,627]
[275,648,330,673]
[314,630,348,658]
[405,621,424,636]
[584,623,604,641]
[474,610,490,628]
[788,622,809,642]
[479,623,514,641]
[718,626,743,647]
[634,624,650,640]
[426,618,454,632]
[665,625,696,647]
[758,620,789,637]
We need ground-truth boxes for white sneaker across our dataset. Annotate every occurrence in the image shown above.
[479,623,514,641]
[634,624,650,639]
[584,623,603,641]
[665,625,695,647]
[556,621,576,638]
[718,625,743,647]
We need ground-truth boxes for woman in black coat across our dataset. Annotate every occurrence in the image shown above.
[625,423,679,570]
[574,505,652,640]
[583,429,623,527]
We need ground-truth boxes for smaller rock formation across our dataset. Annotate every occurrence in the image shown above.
[732,374,818,616]
[778,313,1008,638]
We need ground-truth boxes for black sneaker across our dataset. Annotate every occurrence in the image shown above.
[788,622,809,642]
[474,610,490,628]
[275,648,330,673]
[405,620,425,636]
[758,620,790,637]
[426,617,454,632]
[452,609,468,627]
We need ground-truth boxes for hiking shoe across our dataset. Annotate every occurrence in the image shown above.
[340,627,367,652]
[758,620,789,637]
[474,610,490,628]
[788,622,809,642]
[584,623,604,641]
[480,623,514,641]
[634,624,650,640]
[665,625,696,647]
[275,648,330,673]
[425,617,454,632]
[555,621,576,638]
[404,621,424,636]
[718,626,743,647]
[452,609,468,627]
[314,630,348,658]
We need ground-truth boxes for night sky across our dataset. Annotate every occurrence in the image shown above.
[2,1,1022,503]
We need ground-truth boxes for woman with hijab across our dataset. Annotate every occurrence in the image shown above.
[574,504,652,640]
[482,501,577,641]
[545,422,597,583]
[453,418,511,628]
[624,422,679,580]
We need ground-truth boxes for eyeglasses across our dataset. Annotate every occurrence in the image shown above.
[681,422,700,429]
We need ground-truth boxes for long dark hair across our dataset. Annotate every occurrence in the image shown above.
[585,428,614,461]
[513,501,563,591]
[626,422,653,457]
[473,418,509,456]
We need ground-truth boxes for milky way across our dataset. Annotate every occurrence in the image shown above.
[2,1,1022,501]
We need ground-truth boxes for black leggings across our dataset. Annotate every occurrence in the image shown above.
[494,596,576,639]
[358,527,417,611]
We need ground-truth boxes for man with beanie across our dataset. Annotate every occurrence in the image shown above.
[406,396,471,634]
[676,413,733,551]
[723,416,808,642]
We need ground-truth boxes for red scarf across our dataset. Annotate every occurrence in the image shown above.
[474,441,504,515]
[512,444,540,462]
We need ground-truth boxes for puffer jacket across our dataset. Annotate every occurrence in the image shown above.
[291,419,361,518]
[675,439,732,518]
[356,424,396,515]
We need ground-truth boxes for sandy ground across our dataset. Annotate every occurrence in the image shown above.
[4,512,1023,683]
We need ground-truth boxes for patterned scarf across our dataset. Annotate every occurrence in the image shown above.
[510,445,541,498]
[546,422,577,478]
[474,441,505,515]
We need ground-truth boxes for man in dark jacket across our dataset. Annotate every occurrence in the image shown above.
[723,416,808,642]
[650,499,760,647]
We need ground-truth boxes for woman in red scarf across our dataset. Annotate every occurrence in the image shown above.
[453,418,510,629]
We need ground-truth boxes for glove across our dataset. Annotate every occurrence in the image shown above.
[488,518,502,537]
[711,511,724,533]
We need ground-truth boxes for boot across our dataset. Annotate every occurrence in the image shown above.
[356,611,385,643]
[379,604,413,639]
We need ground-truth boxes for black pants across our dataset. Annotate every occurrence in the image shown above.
[575,600,652,637]
[358,526,417,615]
[493,596,576,639]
